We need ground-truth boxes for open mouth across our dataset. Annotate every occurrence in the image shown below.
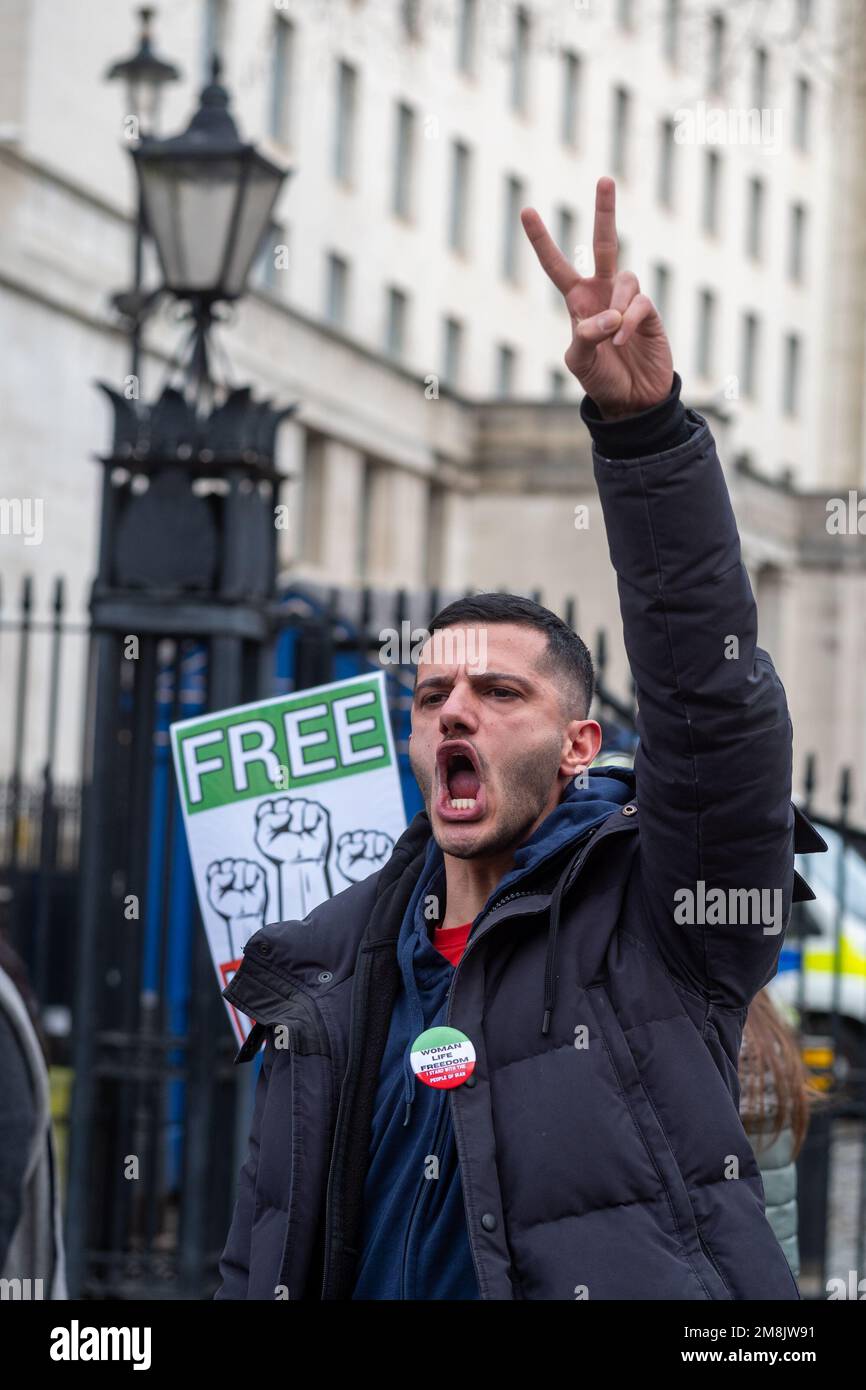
[435,742,486,822]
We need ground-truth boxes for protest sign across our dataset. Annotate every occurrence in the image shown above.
[170,672,406,1044]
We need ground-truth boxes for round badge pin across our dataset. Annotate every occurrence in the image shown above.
[410,1025,476,1089]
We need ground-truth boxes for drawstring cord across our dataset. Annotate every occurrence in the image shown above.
[541,859,571,1035]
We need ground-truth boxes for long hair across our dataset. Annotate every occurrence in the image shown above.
[739,988,818,1159]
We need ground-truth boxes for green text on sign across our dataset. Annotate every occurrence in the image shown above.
[174,679,392,815]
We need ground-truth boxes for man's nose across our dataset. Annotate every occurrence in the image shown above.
[438,683,479,734]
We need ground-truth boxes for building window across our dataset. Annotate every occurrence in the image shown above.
[333,60,357,183]
[457,0,477,75]
[782,333,801,416]
[325,252,349,326]
[502,174,524,283]
[392,101,416,218]
[552,206,576,306]
[511,6,531,114]
[752,46,769,110]
[740,312,760,399]
[549,369,567,399]
[746,177,764,259]
[424,481,446,586]
[556,206,576,254]
[300,434,325,566]
[448,140,471,254]
[652,262,671,326]
[401,0,422,40]
[789,202,807,283]
[269,16,295,145]
[708,12,726,93]
[556,205,575,261]
[357,458,385,582]
[663,0,680,63]
[495,344,517,397]
[611,86,631,179]
[561,50,581,148]
[442,316,463,388]
[385,286,408,359]
[695,288,716,379]
[201,0,228,79]
[794,75,811,151]
[702,150,722,234]
[657,118,675,208]
[253,220,288,295]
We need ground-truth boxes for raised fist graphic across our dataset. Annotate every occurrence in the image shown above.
[207,857,268,922]
[255,797,332,866]
[206,857,268,956]
[337,829,395,883]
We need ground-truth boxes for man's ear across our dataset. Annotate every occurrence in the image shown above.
[561,718,602,776]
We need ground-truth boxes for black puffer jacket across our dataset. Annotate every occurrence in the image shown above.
[216,408,822,1300]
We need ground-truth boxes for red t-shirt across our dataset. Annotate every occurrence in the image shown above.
[430,921,472,967]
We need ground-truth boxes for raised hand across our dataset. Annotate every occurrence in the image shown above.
[336,830,395,883]
[521,177,673,419]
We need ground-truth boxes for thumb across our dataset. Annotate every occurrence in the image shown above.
[576,309,622,346]
[568,309,623,374]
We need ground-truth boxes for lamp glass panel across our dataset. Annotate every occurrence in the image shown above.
[127,77,162,136]
[222,167,283,296]
[140,158,240,291]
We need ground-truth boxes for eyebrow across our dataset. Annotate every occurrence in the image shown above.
[414,671,535,697]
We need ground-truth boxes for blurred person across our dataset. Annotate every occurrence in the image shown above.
[739,988,816,1281]
[215,178,822,1301]
[0,933,67,1298]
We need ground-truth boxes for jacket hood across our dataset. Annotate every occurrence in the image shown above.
[395,766,636,1126]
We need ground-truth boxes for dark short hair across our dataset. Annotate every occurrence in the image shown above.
[425,592,595,719]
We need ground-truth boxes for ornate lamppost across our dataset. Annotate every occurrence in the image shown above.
[67,27,295,1297]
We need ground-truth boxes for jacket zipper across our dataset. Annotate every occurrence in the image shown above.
[322,816,624,1299]
[441,824,614,1298]
[320,945,377,1299]
[399,1091,451,1300]
[697,1229,731,1295]
[445,822,605,995]
[394,887,540,1301]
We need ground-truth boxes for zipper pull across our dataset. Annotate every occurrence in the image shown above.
[403,1098,414,1127]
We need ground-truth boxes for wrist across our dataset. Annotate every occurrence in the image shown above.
[595,377,676,421]
[581,372,689,459]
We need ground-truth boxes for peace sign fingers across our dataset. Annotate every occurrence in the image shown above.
[592,176,619,280]
[520,206,581,296]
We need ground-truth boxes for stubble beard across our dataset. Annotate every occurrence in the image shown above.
[410,732,565,860]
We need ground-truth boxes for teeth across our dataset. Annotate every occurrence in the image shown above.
[449,797,477,809]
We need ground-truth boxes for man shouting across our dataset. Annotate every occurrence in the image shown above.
[215,178,821,1301]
